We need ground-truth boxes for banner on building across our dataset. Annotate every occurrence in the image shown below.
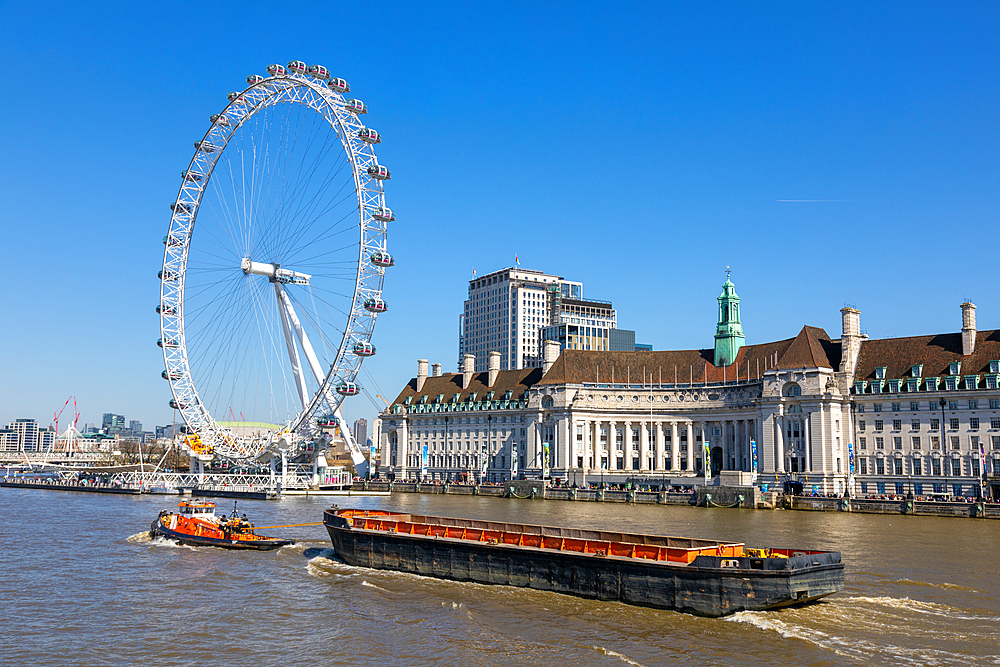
[703,440,711,483]
[421,444,428,477]
[750,439,758,483]
[510,445,518,478]
[481,444,489,478]
[543,442,550,478]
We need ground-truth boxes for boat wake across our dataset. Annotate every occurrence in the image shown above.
[727,595,1000,666]
[592,646,647,667]
[305,551,361,579]
[893,578,982,592]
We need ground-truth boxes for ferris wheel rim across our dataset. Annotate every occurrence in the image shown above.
[158,65,390,460]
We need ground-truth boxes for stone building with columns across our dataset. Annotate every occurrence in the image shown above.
[380,277,1000,497]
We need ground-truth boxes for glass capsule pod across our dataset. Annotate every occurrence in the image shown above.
[357,127,381,144]
[227,91,244,103]
[156,305,177,315]
[368,206,394,222]
[370,252,394,267]
[158,338,179,348]
[344,99,367,114]
[353,342,376,357]
[306,64,329,80]
[364,298,388,313]
[247,74,265,85]
[266,63,286,76]
[161,370,181,381]
[170,202,192,214]
[158,270,178,281]
[181,170,203,182]
[193,140,217,153]
[168,399,188,410]
[367,164,390,180]
[328,77,350,93]
[336,382,360,396]
[209,113,230,126]
[287,60,308,75]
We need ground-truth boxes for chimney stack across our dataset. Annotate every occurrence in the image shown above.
[462,354,475,389]
[961,302,977,356]
[839,307,863,378]
[488,351,501,387]
[416,359,428,391]
[542,339,561,374]
[431,363,442,377]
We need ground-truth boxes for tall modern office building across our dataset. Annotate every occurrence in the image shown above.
[102,413,126,434]
[352,418,368,449]
[459,267,622,372]
[3,419,54,452]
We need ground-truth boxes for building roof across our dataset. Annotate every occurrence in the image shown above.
[390,367,544,405]
[538,326,841,385]
[854,329,1000,380]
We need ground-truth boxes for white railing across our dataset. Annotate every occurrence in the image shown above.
[114,469,352,492]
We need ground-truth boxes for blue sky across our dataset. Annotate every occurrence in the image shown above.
[1,2,997,431]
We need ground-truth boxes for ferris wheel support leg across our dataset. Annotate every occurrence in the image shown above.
[275,283,309,411]
[275,282,325,385]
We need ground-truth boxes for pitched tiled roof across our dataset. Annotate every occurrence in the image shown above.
[390,367,544,405]
[854,329,1000,380]
[538,326,841,385]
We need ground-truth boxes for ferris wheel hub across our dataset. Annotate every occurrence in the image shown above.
[241,258,311,285]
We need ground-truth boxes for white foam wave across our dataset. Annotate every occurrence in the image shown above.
[305,555,361,579]
[842,596,999,623]
[361,580,390,592]
[592,646,646,667]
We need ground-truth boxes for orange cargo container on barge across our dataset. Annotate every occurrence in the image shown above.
[323,508,844,617]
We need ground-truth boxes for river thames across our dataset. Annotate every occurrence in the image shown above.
[3,488,998,666]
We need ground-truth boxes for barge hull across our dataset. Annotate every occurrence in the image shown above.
[324,511,843,617]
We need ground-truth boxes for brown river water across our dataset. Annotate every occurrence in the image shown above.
[2,488,998,666]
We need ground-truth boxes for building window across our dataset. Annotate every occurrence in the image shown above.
[970,418,980,430]
[912,437,921,449]
[857,404,865,413]
[875,420,884,431]
[913,458,922,475]
[969,400,978,410]
[873,403,882,412]
[992,436,1000,449]
[932,459,941,475]
[931,418,940,431]
[894,459,903,475]
[992,418,1000,430]
[876,459,885,475]
[891,402,901,412]
[859,437,867,450]
[876,437,884,450]
[894,437,902,450]
[950,418,960,430]
[931,436,940,450]
[892,419,902,431]
[949,401,958,411]
[911,419,920,430]
[910,402,920,411]
[991,399,1000,409]
[859,420,866,431]
[859,458,868,474]
[951,436,960,450]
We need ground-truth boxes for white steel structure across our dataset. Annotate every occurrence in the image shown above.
[159,60,393,476]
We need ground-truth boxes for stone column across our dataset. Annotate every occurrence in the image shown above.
[589,420,598,471]
[803,413,812,472]
[670,422,680,471]
[775,413,786,474]
[640,420,650,471]
[655,421,664,471]
[686,420,695,471]
[623,420,632,471]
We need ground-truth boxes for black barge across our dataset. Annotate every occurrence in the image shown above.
[323,508,844,617]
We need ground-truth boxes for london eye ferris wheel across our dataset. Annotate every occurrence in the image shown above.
[158,60,393,472]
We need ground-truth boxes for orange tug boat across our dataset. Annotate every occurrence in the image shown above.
[150,500,294,550]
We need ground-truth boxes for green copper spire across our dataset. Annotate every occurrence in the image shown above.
[714,268,745,366]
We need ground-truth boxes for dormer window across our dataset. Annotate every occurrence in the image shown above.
[870,381,883,394]
[965,376,979,390]
[875,367,887,380]
[911,364,923,378]
[925,377,939,391]
[949,362,961,376]
[888,380,900,393]
[486,391,495,400]
[404,396,412,405]
[452,393,461,402]
[986,375,999,390]
[436,394,444,403]
[504,390,513,400]
[854,381,867,394]
[990,360,1000,374]
[906,379,919,392]
[945,377,958,391]
[419,395,428,404]
[468,392,478,402]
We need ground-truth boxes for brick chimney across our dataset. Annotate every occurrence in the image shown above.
[431,363,442,377]
[462,354,475,389]
[488,351,501,387]
[961,302,977,356]
[542,339,561,375]
[416,359,428,391]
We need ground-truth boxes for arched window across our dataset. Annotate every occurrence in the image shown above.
[542,396,554,408]
[783,383,802,397]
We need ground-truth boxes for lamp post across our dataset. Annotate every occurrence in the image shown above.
[939,397,948,498]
